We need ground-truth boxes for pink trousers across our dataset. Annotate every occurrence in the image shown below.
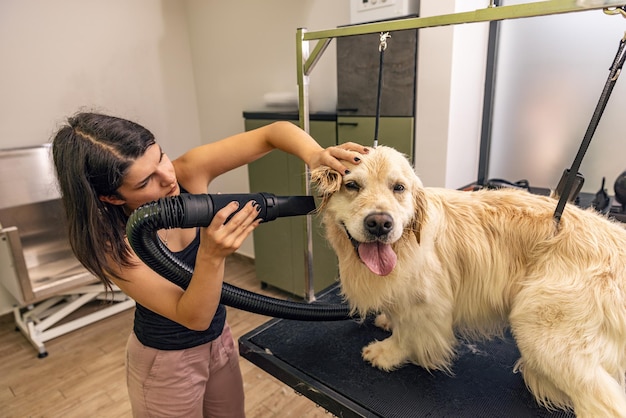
[126,323,245,418]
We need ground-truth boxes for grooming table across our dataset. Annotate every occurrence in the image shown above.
[239,284,574,418]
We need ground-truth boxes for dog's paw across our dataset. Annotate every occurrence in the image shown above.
[362,339,406,371]
[374,313,392,331]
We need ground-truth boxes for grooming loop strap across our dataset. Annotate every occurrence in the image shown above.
[374,32,391,148]
[553,32,626,225]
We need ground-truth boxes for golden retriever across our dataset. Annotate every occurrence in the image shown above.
[311,145,626,417]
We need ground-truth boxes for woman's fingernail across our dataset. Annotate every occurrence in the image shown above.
[345,169,350,175]
[354,157,361,162]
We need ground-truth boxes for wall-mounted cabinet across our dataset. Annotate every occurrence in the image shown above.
[336,116,414,160]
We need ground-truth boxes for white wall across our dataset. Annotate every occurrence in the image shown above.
[445,1,489,189]
[415,0,488,189]
[0,0,202,315]
[0,0,202,158]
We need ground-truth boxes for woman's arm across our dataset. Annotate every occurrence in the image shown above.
[173,121,367,194]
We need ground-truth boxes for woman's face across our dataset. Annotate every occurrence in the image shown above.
[103,143,179,212]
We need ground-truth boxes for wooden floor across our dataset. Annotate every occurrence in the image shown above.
[0,255,334,418]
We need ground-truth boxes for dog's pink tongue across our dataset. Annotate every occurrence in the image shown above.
[358,242,397,276]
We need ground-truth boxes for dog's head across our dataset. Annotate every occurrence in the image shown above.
[311,145,426,276]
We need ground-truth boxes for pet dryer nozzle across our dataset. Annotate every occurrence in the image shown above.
[153,192,316,229]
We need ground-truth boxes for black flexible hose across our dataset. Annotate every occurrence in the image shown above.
[126,194,352,321]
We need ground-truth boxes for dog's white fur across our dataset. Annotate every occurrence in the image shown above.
[311,145,626,417]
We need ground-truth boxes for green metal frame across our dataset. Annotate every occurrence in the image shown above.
[295,0,626,299]
[297,0,626,129]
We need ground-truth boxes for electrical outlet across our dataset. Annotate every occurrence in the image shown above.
[356,0,396,12]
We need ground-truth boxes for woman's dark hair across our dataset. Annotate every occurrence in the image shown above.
[52,112,156,290]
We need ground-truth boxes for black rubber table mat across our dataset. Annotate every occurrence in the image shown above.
[239,284,574,417]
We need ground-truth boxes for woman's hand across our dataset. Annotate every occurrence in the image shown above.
[199,200,261,260]
[307,142,369,174]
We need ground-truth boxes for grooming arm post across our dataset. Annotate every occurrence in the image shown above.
[304,0,626,41]
[553,32,626,224]
[297,27,316,302]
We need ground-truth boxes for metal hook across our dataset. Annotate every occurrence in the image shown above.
[379,32,391,52]
[603,6,626,18]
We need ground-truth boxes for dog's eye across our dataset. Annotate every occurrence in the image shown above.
[393,184,405,192]
[345,181,360,192]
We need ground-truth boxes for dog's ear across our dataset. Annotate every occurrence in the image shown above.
[410,185,427,244]
[310,165,342,210]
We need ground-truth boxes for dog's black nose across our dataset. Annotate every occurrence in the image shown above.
[364,213,394,237]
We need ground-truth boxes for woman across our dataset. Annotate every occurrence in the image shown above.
[51,112,365,417]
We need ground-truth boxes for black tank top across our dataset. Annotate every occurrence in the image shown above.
[133,228,227,350]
